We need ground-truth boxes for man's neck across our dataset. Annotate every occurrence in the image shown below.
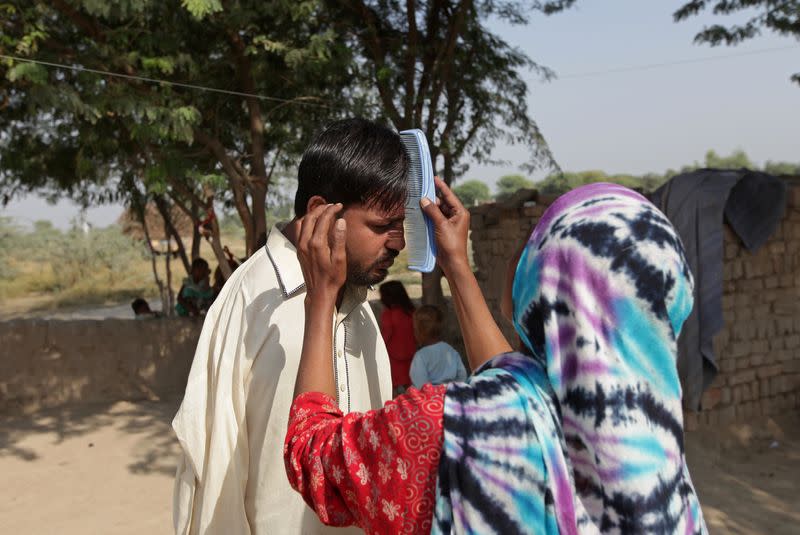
[283,218,302,247]
[284,218,346,308]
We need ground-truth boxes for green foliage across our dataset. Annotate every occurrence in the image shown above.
[0,211,259,309]
[218,212,245,237]
[495,174,534,200]
[56,225,145,288]
[703,149,753,170]
[24,220,63,264]
[532,149,799,197]
[453,179,492,207]
[265,202,295,230]
[181,0,223,19]
[764,161,800,176]
[1,0,354,255]
[327,0,573,186]
[0,217,22,279]
[0,218,148,303]
[674,1,800,85]
[537,170,658,196]
[6,62,47,84]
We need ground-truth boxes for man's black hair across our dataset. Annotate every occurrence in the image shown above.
[191,258,209,270]
[294,118,409,217]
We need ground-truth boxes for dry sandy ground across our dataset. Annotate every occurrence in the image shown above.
[1,402,798,534]
[0,401,180,535]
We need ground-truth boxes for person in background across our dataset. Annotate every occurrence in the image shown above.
[212,257,240,299]
[409,305,467,388]
[175,258,214,317]
[131,297,157,318]
[378,280,417,395]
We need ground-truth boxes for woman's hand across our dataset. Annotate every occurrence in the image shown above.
[419,177,470,276]
[420,177,512,370]
[296,203,347,304]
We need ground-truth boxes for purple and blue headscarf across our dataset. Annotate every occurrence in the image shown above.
[433,183,707,534]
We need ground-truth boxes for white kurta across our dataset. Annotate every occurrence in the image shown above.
[172,226,393,534]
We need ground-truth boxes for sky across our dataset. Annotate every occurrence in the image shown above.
[3,0,799,229]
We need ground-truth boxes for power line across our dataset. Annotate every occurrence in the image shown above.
[556,45,799,80]
[3,44,797,92]
[0,54,329,107]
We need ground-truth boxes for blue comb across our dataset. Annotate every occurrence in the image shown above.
[399,129,437,273]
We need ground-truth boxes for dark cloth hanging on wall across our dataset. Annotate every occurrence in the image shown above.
[649,169,787,411]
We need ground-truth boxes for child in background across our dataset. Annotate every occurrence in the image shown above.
[131,297,157,318]
[176,258,214,317]
[378,281,417,396]
[410,305,467,388]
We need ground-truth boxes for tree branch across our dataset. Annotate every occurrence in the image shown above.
[193,127,255,249]
[343,0,404,126]
[153,194,191,275]
[226,29,268,179]
[193,128,248,182]
[425,1,471,137]
[403,0,419,122]
[51,0,106,42]
[413,0,446,123]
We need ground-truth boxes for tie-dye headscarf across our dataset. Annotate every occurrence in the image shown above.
[512,183,706,533]
[433,352,584,535]
[433,183,706,534]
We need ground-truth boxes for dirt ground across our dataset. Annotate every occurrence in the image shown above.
[684,413,800,534]
[1,401,798,534]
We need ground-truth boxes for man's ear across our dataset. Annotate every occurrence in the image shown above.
[306,195,328,214]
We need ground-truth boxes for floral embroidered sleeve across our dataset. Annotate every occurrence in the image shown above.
[284,384,447,535]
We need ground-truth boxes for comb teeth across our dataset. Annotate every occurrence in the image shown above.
[401,137,424,198]
[399,129,436,273]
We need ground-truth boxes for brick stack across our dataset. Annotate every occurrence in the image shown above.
[468,181,800,425]
[692,181,800,427]
[469,189,548,347]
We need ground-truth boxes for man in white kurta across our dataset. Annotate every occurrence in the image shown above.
[172,225,393,534]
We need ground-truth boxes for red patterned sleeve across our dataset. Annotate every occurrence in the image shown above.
[284,384,447,534]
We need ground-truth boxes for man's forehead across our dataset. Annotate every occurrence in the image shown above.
[349,203,405,221]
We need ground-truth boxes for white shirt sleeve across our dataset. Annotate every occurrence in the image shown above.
[172,288,252,535]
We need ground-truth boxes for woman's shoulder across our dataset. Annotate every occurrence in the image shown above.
[384,306,414,321]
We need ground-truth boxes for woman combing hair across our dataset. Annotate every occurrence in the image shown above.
[285,179,707,534]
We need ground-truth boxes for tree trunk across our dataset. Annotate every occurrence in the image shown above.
[164,178,204,263]
[421,150,453,308]
[154,195,191,276]
[165,238,174,316]
[250,180,269,251]
[192,129,256,256]
[442,152,455,186]
[140,215,166,315]
[208,215,233,280]
[421,266,444,307]
[191,199,201,261]
[231,186,255,255]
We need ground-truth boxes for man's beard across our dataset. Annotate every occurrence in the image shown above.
[346,252,398,287]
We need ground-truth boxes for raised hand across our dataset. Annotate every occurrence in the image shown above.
[296,203,347,302]
[420,177,512,369]
[419,176,470,275]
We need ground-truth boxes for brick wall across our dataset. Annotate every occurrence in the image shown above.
[469,181,800,425]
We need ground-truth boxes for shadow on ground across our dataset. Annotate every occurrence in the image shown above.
[685,413,800,534]
[0,399,181,476]
[2,401,799,534]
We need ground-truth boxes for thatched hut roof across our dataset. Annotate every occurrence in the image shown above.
[118,202,195,241]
